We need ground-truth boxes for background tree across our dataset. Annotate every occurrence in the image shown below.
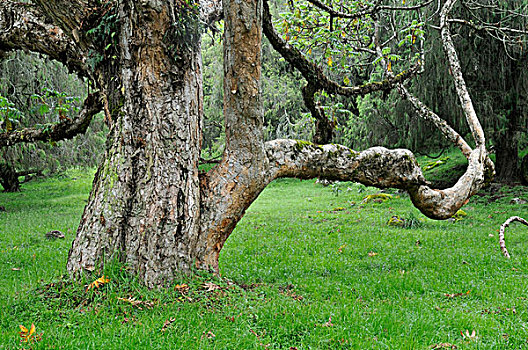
[0,0,491,287]
[0,51,107,192]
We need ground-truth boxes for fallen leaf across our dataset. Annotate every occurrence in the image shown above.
[11,268,21,271]
[322,316,334,327]
[19,323,41,343]
[203,282,221,292]
[174,284,189,294]
[430,343,457,349]
[86,276,110,291]
[444,290,470,298]
[202,330,215,339]
[161,318,176,332]
[460,329,477,341]
[368,251,378,257]
[117,297,155,309]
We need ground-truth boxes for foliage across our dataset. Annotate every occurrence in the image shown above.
[165,1,202,66]
[85,4,119,69]
[1,169,528,348]
[0,51,107,189]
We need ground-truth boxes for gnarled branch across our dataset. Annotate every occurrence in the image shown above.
[0,92,103,148]
[0,0,89,77]
[266,139,483,220]
[498,216,528,259]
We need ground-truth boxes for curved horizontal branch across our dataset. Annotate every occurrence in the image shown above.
[262,0,419,98]
[499,216,528,259]
[0,92,102,148]
[267,139,426,188]
[0,0,89,76]
[266,139,486,219]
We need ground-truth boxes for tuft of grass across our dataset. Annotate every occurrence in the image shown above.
[1,167,528,349]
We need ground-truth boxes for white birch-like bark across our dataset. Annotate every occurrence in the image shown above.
[499,216,528,259]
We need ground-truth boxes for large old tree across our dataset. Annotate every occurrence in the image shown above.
[1,0,492,287]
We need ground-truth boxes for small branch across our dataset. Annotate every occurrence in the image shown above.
[262,0,420,99]
[304,0,433,20]
[0,92,102,148]
[499,216,528,259]
[199,157,221,164]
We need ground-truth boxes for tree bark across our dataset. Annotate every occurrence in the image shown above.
[67,1,203,287]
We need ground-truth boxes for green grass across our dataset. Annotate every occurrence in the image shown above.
[1,163,528,349]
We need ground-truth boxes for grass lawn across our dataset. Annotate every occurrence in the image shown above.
[0,159,528,349]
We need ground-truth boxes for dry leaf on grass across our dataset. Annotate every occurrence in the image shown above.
[161,318,176,332]
[174,284,189,293]
[203,282,221,292]
[117,297,155,310]
[430,343,457,349]
[461,329,477,341]
[86,276,110,292]
[19,323,42,343]
[444,290,470,298]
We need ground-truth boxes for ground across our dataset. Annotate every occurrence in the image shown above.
[0,156,527,349]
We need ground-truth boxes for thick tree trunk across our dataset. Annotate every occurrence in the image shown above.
[67,1,204,287]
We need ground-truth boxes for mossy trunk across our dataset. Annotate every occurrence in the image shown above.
[67,1,204,287]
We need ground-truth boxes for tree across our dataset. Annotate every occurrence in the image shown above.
[410,0,528,183]
[1,0,491,287]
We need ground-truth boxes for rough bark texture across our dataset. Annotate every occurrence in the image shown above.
[0,1,90,77]
[198,0,269,271]
[67,1,203,287]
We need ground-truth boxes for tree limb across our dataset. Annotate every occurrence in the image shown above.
[0,92,102,148]
[498,216,528,259]
[440,0,485,148]
[262,0,420,98]
[305,0,434,19]
[266,139,485,220]
[0,0,90,77]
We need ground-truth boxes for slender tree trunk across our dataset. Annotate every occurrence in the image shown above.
[495,131,520,183]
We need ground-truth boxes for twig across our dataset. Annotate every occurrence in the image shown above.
[499,216,528,258]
